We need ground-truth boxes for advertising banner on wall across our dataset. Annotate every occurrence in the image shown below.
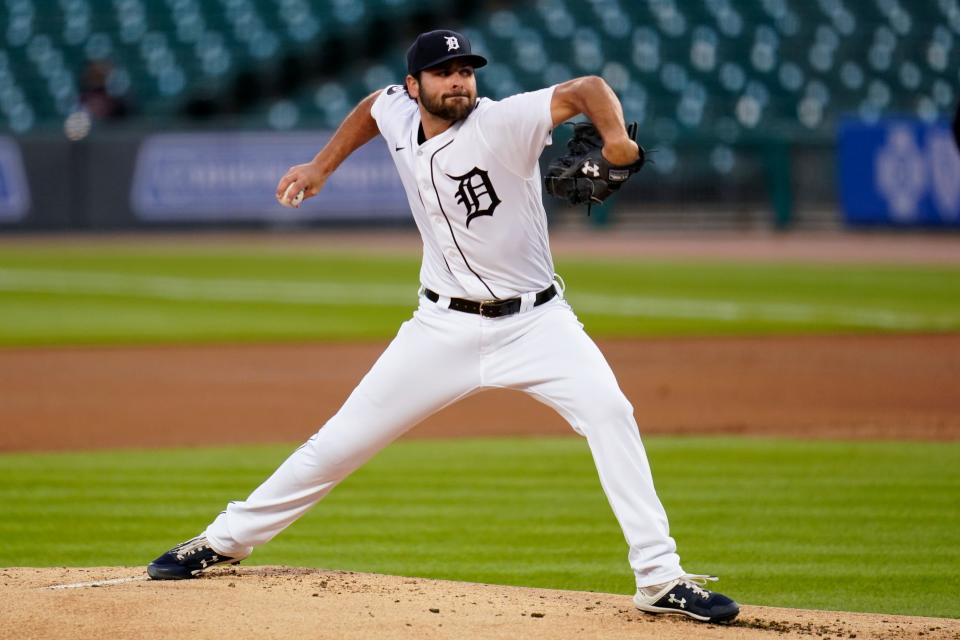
[0,137,31,223]
[838,118,960,226]
[130,132,409,222]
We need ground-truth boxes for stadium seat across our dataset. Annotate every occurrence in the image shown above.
[1,0,957,154]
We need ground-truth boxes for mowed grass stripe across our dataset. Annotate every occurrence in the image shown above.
[1,437,958,618]
[0,268,417,305]
[1,263,958,338]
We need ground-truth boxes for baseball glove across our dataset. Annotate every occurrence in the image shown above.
[544,121,645,214]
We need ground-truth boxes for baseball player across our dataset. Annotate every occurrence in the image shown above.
[147,29,739,624]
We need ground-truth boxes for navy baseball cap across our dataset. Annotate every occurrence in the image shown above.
[406,29,487,75]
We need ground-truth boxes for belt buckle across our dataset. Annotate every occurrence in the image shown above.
[478,299,498,317]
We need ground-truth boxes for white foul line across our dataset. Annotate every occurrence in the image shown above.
[46,575,149,590]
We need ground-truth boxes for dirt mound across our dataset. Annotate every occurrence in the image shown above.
[2,567,957,640]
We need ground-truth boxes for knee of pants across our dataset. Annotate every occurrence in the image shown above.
[577,390,635,433]
[301,427,376,480]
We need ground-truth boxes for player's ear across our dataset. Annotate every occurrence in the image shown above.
[405,74,420,100]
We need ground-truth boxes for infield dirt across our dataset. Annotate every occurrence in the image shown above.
[1,333,958,451]
[4,566,959,640]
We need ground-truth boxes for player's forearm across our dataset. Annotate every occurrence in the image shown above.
[552,76,637,165]
[567,77,628,142]
[275,91,382,206]
[311,90,382,177]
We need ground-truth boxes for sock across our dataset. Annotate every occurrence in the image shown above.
[639,580,677,598]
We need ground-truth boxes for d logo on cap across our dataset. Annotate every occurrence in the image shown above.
[406,29,488,75]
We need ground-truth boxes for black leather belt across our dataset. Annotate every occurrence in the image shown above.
[424,284,557,318]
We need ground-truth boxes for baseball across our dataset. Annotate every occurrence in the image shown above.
[280,184,305,208]
[290,188,304,207]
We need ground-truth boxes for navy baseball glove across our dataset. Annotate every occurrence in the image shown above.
[544,121,645,214]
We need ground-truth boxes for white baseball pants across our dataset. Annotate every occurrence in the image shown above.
[205,293,684,588]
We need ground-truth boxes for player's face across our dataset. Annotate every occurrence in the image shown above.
[411,62,477,122]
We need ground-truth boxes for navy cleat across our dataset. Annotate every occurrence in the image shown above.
[147,535,247,580]
[633,574,739,623]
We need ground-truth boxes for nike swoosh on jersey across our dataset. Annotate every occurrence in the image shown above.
[395,145,406,151]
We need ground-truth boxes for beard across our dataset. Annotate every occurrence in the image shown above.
[419,85,476,121]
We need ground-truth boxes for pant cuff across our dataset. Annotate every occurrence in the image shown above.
[635,567,685,590]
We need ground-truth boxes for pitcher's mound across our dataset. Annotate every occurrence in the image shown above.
[3,567,957,639]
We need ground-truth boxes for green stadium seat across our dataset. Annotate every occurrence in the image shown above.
[2,0,958,144]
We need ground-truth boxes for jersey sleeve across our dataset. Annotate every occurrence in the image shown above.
[475,86,556,178]
[370,84,417,135]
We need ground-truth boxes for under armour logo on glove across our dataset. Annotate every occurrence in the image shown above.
[445,36,460,51]
[581,161,600,177]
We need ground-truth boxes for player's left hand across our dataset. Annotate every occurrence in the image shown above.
[275,161,327,208]
[601,135,641,166]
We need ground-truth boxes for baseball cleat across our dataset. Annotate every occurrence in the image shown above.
[146,535,247,580]
[633,574,739,623]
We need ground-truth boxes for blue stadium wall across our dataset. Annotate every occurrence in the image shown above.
[0,129,832,231]
[2,118,958,231]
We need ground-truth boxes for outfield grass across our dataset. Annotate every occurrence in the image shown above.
[2,437,958,618]
[0,245,958,345]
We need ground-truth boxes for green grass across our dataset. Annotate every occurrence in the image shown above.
[1,437,958,618]
[0,245,958,345]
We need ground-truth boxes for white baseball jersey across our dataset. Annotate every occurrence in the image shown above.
[370,84,557,300]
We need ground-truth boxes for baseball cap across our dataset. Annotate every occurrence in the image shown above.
[406,29,488,75]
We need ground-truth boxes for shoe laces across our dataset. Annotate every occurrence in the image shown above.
[678,574,718,599]
[174,536,210,561]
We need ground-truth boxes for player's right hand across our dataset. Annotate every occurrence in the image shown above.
[275,161,327,208]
